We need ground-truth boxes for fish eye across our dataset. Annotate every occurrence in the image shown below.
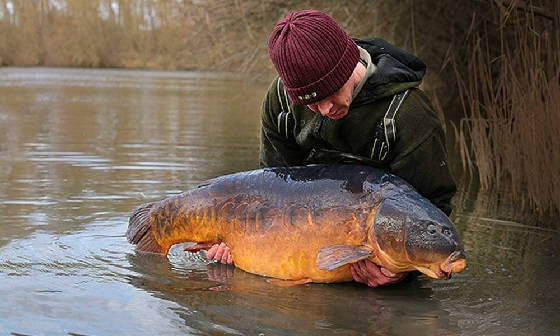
[427,224,437,235]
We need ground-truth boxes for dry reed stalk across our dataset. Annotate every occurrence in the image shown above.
[452,3,560,222]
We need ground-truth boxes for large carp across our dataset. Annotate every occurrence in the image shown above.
[127,164,466,283]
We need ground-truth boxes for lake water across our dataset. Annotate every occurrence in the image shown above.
[1,67,558,336]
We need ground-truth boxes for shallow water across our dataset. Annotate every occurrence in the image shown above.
[1,67,558,336]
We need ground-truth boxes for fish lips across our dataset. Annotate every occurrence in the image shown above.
[415,250,467,279]
[441,250,467,273]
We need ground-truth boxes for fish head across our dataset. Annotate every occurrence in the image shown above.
[370,197,466,279]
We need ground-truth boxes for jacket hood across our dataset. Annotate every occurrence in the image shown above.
[353,38,426,105]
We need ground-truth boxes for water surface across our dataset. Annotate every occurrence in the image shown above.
[0,67,558,335]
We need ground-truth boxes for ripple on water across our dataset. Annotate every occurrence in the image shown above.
[2,68,559,335]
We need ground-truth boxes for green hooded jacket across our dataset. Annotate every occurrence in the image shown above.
[259,38,457,215]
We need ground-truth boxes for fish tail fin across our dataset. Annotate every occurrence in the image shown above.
[127,202,168,254]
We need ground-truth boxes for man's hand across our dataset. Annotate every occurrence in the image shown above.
[350,260,407,287]
[206,242,233,264]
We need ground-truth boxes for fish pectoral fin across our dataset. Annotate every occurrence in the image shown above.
[184,242,216,253]
[266,278,312,287]
[316,245,373,271]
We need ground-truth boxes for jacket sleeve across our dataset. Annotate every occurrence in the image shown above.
[259,78,307,168]
[388,92,457,215]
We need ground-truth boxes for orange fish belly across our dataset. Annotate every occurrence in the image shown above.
[219,206,371,282]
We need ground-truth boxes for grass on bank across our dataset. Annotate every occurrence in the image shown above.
[451,5,560,222]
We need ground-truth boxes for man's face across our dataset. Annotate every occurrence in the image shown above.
[306,76,354,120]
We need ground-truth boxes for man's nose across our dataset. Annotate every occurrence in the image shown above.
[317,100,333,116]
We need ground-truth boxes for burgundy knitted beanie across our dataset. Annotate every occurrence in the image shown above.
[267,10,360,105]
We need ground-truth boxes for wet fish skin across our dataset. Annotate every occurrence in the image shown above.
[366,181,466,278]
[127,164,466,282]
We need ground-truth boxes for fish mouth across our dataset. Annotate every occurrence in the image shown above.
[414,266,450,279]
[415,251,467,280]
[441,250,467,274]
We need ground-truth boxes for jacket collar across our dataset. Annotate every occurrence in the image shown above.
[352,38,426,106]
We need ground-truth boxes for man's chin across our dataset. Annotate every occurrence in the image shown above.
[328,110,348,120]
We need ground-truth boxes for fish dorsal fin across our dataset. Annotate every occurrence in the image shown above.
[317,245,373,271]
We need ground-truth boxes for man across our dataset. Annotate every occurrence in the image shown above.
[207,10,456,287]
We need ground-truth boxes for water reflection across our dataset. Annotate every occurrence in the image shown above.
[449,206,560,336]
[126,246,457,336]
[0,67,260,246]
[0,68,559,335]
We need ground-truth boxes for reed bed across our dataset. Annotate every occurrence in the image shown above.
[452,3,560,222]
[0,1,485,78]
[2,0,558,221]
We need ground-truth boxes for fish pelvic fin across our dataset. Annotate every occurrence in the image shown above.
[317,245,373,271]
[127,202,168,254]
[184,242,216,253]
[266,278,312,287]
